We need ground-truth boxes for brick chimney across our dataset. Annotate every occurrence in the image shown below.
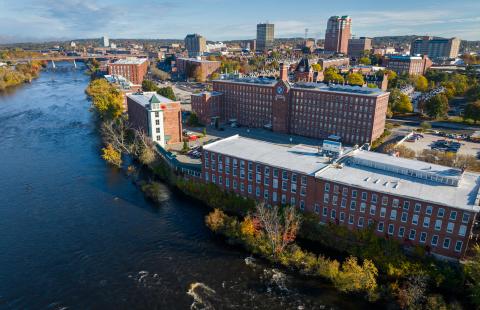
[279,63,288,82]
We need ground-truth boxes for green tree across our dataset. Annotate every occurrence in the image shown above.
[466,84,480,102]
[142,79,158,92]
[424,93,449,119]
[187,112,200,126]
[157,86,176,101]
[359,57,371,65]
[394,93,413,113]
[465,245,480,307]
[420,121,432,131]
[464,100,480,123]
[323,67,344,84]
[346,72,365,86]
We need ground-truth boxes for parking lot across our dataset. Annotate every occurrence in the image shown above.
[399,133,480,157]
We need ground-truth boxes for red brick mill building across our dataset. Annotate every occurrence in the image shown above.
[200,135,480,260]
[192,64,389,145]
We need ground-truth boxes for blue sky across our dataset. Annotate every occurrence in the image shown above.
[0,0,479,43]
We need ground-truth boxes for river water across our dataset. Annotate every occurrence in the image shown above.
[0,63,368,309]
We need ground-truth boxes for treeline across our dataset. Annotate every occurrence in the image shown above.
[0,61,43,91]
[176,178,480,309]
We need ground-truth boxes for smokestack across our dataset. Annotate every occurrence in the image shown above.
[279,63,288,82]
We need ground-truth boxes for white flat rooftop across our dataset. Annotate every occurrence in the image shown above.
[316,152,480,212]
[203,135,334,175]
[112,58,147,65]
[127,92,173,107]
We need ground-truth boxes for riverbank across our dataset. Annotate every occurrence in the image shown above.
[0,61,44,91]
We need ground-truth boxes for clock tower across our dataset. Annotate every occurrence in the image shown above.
[272,79,290,133]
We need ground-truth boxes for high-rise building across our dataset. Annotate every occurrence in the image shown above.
[411,36,461,59]
[256,23,274,51]
[348,37,372,58]
[184,34,207,57]
[102,36,109,47]
[324,16,351,54]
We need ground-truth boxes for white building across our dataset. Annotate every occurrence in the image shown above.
[102,36,109,47]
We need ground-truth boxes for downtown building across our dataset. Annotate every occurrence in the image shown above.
[127,92,182,147]
[348,37,372,58]
[201,135,480,260]
[185,34,207,57]
[324,16,352,54]
[107,57,149,85]
[192,64,389,145]
[256,23,275,52]
[383,55,433,76]
[411,36,461,60]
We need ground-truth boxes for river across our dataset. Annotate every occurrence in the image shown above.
[0,62,369,309]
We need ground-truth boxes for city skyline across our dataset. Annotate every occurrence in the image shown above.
[1,0,479,44]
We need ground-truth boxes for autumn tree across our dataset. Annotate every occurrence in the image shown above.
[332,257,378,295]
[323,67,344,84]
[101,144,122,167]
[85,79,124,120]
[205,208,228,232]
[412,75,429,92]
[254,204,300,257]
[311,63,322,72]
[142,79,158,92]
[464,245,480,307]
[394,93,413,113]
[346,72,365,86]
[424,93,449,119]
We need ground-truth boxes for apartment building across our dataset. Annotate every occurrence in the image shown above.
[127,92,182,147]
[201,135,480,260]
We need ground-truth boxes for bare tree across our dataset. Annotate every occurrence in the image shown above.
[254,204,301,256]
[100,118,132,154]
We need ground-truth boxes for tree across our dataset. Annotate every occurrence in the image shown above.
[142,79,158,92]
[464,101,480,123]
[465,245,480,307]
[384,144,416,158]
[396,274,428,309]
[101,144,122,167]
[359,57,371,65]
[332,257,378,294]
[187,112,200,126]
[85,79,124,120]
[413,75,429,92]
[424,93,449,119]
[346,72,365,86]
[311,63,322,72]
[157,86,176,101]
[323,67,344,84]
[205,208,228,232]
[466,84,480,102]
[394,93,413,113]
[254,204,300,257]
[420,121,432,131]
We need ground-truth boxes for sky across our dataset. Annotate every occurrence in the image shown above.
[0,0,479,43]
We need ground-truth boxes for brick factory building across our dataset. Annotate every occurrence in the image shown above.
[107,58,148,85]
[175,57,221,81]
[348,37,372,58]
[324,16,352,54]
[192,64,389,145]
[383,55,432,76]
[127,92,182,147]
[201,135,480,260]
